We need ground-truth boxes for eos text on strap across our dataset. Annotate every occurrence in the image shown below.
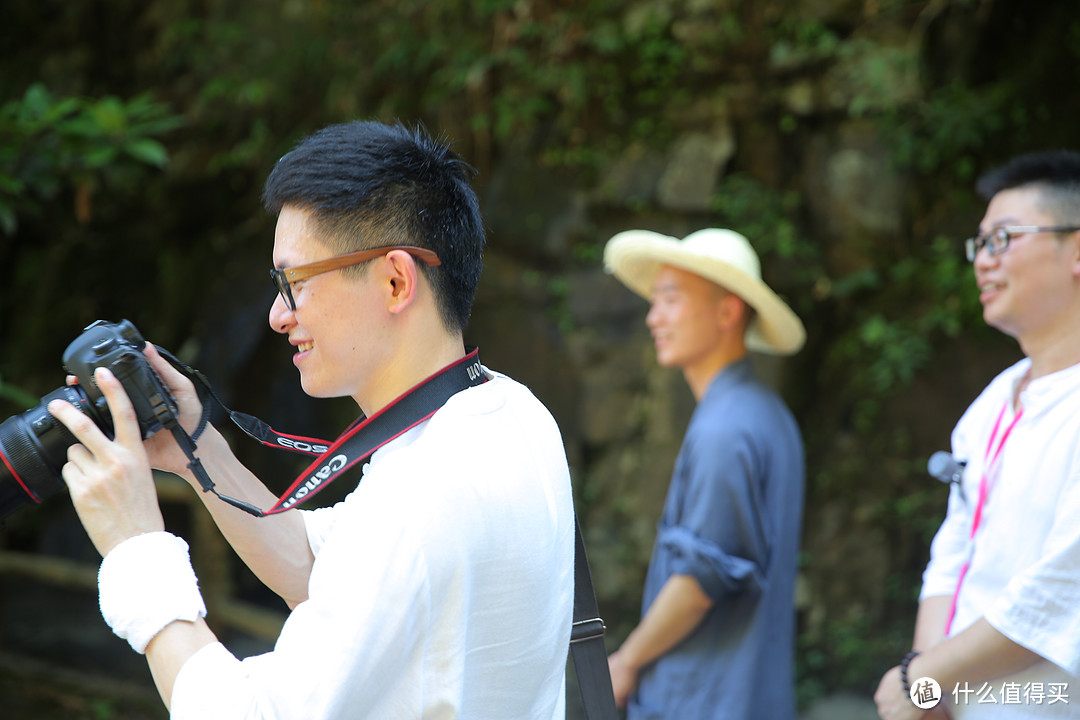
[163,346,488,517]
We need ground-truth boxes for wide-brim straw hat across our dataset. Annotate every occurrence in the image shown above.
[604,228,805,355]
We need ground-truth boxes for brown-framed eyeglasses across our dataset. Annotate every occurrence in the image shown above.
[270,245,442,311]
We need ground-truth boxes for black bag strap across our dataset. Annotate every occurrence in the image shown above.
[570,515,619,720]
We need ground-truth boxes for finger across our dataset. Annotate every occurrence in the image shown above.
[66,442,93,467]
[47,398,109,452]
[143,343,189,389]
[142,343,203,424]
[59,458,86,488]
[93,367,144,447]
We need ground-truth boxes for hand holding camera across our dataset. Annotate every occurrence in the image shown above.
[47,365,166,556]
[127,343,208,481]
[0,320,206,537]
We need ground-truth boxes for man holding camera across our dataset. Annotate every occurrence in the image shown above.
[874,151,1080,719]
[602,229,806,719]
[47,121,576,718]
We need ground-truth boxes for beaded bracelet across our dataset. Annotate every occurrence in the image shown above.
[900,651,921,699]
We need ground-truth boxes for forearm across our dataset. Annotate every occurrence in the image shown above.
[910,618,1041,690]
[616,574,713,671]
[146,617,219,709]
[174,426,314,607]
[912,594,951,651]
[877,605,1043,719]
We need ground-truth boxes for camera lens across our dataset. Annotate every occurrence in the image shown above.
[0,385,104,522]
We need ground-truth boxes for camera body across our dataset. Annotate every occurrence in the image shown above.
[0,319,177,522]
[63,319,178,439]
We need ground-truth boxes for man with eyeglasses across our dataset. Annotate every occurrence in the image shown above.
[46,121,576,718]
[875,150,1080,719]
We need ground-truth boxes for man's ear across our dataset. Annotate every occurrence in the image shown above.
[1069,231,1080,278]
[383,250,420,315]
[716,292,748,332]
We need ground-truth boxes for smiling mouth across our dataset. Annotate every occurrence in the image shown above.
[980,282,1005,293]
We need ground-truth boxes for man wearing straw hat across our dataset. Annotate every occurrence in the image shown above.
[603,228,806,720]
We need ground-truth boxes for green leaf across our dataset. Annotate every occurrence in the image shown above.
[123,138,169,168]
[0,205,17,235]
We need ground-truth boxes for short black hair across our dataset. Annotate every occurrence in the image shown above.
[262,120,485,332]
[977,150,1080,223]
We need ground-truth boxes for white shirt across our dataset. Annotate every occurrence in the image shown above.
[922,359,1080,717]
[171,371,575,719]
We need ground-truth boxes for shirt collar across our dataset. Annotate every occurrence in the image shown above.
[701,356,755,402]
[1019,359,1080,415]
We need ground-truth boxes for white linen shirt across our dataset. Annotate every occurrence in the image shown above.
[922,359,1080,718]
[170,371,575,719]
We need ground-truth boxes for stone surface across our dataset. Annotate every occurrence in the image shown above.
[802,692,879,720]
[656,128,737,211]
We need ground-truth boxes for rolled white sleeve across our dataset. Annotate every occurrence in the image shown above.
[171,643,265,720]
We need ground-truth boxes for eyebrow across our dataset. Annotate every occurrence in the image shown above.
[272,255,303,271]
[652,282,683,294]
[979,217,1023,233]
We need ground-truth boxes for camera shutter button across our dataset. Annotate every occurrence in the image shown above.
[92,338,116,355]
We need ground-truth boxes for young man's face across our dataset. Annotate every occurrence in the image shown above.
[974,186,1080,342]
[268,205,390,405]
[646,265,732,371]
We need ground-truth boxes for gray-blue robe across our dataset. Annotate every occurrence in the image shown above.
[628,358,805,720]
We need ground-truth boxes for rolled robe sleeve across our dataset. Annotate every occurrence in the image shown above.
[664,420,771,602]
[658,524,764,600]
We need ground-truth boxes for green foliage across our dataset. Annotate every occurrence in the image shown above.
[710,173,813,265]
[826,235,981,430]
[798,613,912,700]
[0,373,37,409]
[706,173,982,431]
[768,17,841,67]
[1,0,1076,710]
[881,81,1020,180]
[355,1,709,171]
[0,83,182,234]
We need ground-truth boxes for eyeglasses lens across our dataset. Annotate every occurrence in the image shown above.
[965,228,1011,262]
[270,270,296,311]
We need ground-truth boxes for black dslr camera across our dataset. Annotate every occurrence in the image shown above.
[0,320,177,522]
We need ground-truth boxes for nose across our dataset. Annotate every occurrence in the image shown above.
[972,242,998,272]
[646,301,661,329]
[269,291,294,334]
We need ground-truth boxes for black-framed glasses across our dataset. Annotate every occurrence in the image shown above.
[270,245,442,311]
[964,225,1080,262]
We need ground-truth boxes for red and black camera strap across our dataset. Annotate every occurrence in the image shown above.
[161,346,486,517]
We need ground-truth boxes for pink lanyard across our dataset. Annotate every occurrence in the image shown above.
[943,402,1024,635]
